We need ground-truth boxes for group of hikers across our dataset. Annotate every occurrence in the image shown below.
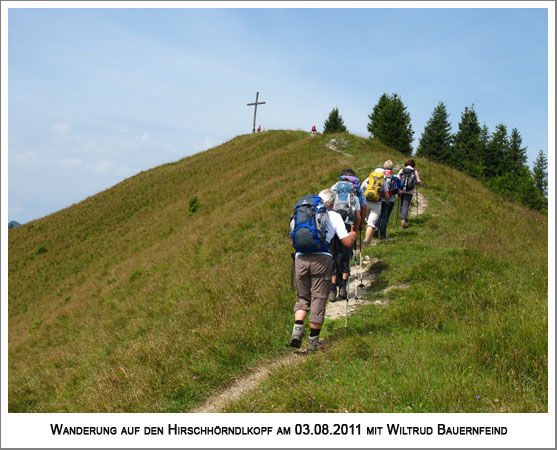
[289,159,421,352]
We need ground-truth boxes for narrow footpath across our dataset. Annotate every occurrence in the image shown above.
[193,192,428,413]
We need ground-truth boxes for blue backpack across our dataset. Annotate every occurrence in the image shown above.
[291,195,329,253]
[333,180,356,223]
[393,176,402,195]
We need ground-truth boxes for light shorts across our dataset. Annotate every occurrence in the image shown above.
[366,200,382,228]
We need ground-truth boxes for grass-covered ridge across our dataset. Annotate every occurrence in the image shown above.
[8,130,547,412]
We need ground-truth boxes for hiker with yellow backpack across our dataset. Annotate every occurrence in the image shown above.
[361,161,392,244]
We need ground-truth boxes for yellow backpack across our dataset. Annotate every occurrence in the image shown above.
[364,170,384,202]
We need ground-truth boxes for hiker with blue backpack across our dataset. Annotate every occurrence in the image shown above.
[397,159,421,228]
[373,160,401,240]
[290,190,357,352]
[328,170,363,302]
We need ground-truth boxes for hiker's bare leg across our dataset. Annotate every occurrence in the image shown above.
[365,226,374,241]
[294,310,321,330]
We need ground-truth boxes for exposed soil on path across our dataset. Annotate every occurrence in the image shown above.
[191,353,303,413]
[193,193,429,413]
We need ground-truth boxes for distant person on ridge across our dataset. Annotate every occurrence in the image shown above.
[257,125,262,133]
[290,189,357,352]
[311,125,317,136]
[397,159,421,228]
[328,169,363,301]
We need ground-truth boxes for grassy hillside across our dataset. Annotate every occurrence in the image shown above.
[8,130,548,412]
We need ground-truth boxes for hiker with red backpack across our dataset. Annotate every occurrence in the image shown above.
[397,159,421,228]
[290,190,357,352]
[328,170,363,302]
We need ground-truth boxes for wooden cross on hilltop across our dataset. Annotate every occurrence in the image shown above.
[247,92,266,134]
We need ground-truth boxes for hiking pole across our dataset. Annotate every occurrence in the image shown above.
[358,231,364,289]
[396,194,400,235]
[416,187,419,220]
[353,240,358,299]
[346,224,354,330]
[393,195,397,234]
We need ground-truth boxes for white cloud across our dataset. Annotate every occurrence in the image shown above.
[10,150,39,164]
[140,132,150,141]
[89,160,137,178]
[60,158,83,167]
[53,123,71,134]
[192,137,216,153]
[8,202,25,218]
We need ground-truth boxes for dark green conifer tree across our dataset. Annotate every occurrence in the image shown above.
[323,107,348,134]
[532,150,548,210]
[367,93,390,138]
[452,105,482,177]
[505,128,528,176]
[476,123,490,178]
[486,165,538,209]
[416,101,452,163]
[483,124,508,179]
[367,93,414,155]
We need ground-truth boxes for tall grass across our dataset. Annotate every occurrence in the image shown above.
[224,155,548,413]
[8,131,547,412]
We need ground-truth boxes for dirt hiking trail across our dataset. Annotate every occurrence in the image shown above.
[193,193,428,413]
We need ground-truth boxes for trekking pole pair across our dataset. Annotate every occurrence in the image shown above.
[416,187,419,220]
[346,224,355,330]
[353,239,359,300]
[358,230,364,289]
[395,194,400,234]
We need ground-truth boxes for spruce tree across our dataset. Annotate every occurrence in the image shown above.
[452,105,482,177]
[477,123,490,179]
[483,124,508,179]
[367,93,390,138]
[505,128,528,176]
[416,101,452,164]
[323,107,347,134]
[367,93,414,155]
[532,150,548,207]
[487,165,539,210]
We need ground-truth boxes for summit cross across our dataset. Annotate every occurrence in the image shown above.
[247,92,266,134]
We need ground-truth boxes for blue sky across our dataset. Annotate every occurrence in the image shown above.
[5,5,551,224]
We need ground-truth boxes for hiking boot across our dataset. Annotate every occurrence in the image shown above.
[363,239,371,246]
[307,336,323,354]
[401,220,407,228]
[338,284,347,298]
[328,284,338,303]
[289,324,304,348]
